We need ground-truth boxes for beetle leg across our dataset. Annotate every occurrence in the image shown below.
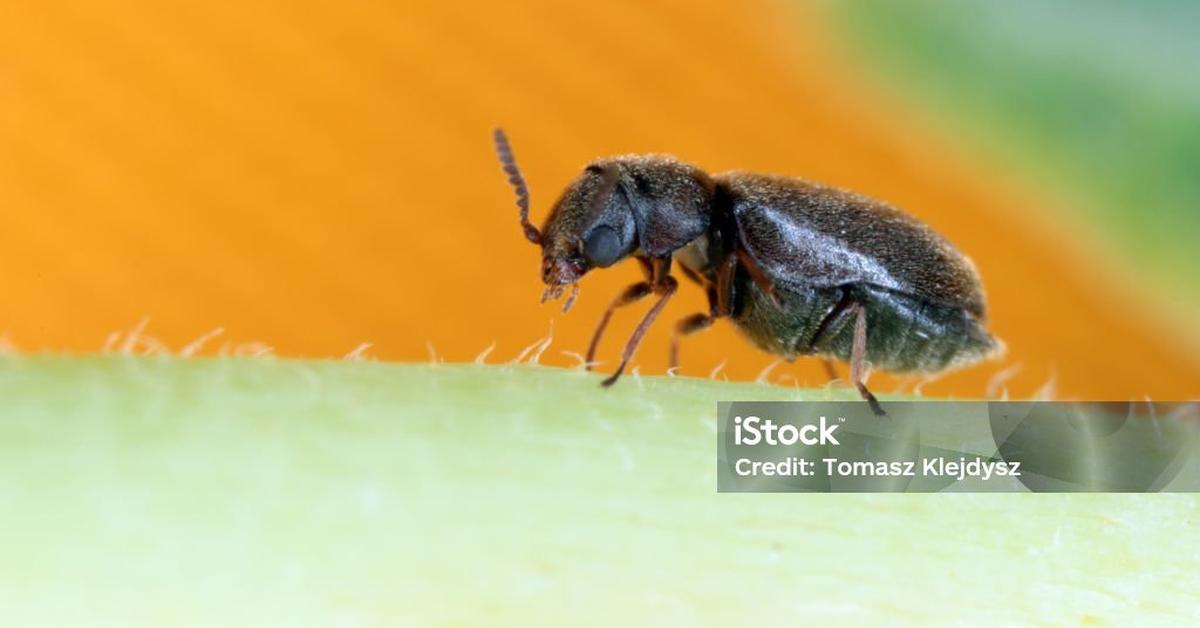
[806,289,856,384]
[714,251,738,317]
[735,248,780,307]
[635,256,654,279]
[669,290,718,372]
[602,269,678,387]
[669,313,715,371]
[809,290,853,349]
[585,281,653,370]
[582,257,659,369]
[677,264,706,288]
[849,303,886,416]
[669,255,734,370]
[648,256,673,284]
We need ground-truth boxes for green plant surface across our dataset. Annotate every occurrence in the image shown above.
[1,355,1197,626]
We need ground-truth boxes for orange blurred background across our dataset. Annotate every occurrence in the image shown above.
[1,0,1197,399]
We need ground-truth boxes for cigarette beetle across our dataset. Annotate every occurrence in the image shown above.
[492,129,999,415]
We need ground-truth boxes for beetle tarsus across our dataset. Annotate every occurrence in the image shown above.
[600,365,625,387]
[857,382,886,417]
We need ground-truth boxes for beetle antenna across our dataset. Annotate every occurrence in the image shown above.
[493,128,541,245]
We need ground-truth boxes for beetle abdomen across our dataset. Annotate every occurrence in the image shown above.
[733,280,997,374]
[731,279,840,359]
[821,286,997,373]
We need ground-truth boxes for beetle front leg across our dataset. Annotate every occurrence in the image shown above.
[601,259,677,387]
[585,282,652,370]
[584,258,656,370]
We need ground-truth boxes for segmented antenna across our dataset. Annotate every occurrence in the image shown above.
[492,128,541,245]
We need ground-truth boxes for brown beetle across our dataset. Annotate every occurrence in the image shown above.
[493,129,999,414]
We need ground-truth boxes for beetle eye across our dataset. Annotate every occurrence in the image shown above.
[582,225,622,268]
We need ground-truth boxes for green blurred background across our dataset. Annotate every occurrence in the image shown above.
[827,0,1200,309]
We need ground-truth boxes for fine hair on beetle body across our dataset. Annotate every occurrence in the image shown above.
[492,128,1000,416]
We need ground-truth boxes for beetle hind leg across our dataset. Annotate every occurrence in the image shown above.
[802,288,855,386]
[849,302,886,416]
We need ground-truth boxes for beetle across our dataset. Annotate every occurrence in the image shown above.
[492,128,999,415]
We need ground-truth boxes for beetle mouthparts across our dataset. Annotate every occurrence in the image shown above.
[542,255,584,287]
[561,283,580,312]
[539,282,581,313]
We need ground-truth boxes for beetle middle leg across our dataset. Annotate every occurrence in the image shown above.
[735,248,780,306]
[669,253,735,370]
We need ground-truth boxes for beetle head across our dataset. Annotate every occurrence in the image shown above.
[537,162,638,298]
[493,129,636,311]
